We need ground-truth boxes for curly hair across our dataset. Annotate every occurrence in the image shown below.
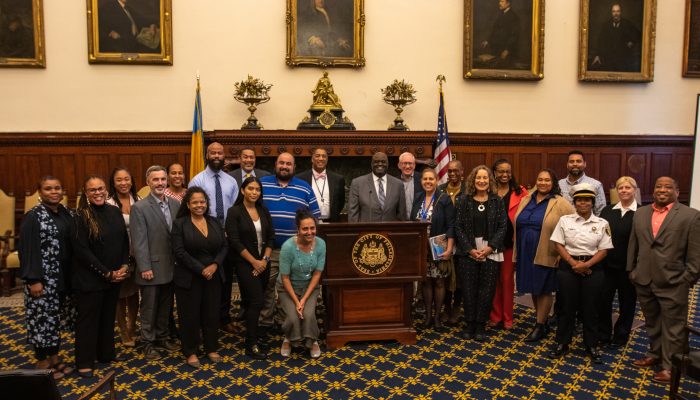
[492,159,523,195]
[464,165,497,196]
[176,186,211,219]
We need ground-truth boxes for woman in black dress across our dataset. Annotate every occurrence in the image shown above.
[455,165,507,341]
[18,176,74,379]
[225,177,274,359]
[172,186,227,368]
[598,176,639,347]
[72,175,130,378]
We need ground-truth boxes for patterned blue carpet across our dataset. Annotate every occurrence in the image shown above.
[0,290,699,399]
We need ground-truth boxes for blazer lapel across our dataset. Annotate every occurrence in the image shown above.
[148,195,169,231]
[654,203,679,239]
[368,175,381,205]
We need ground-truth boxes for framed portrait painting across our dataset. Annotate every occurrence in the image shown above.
[286,0,365,68]
[463,0,545,80]
[0,0,45,68]
[683,0,700,77]
[579,0,656,82]
[87,0,172,65]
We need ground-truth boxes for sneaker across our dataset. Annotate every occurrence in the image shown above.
[280,339,291,357]
[310,341,321,359]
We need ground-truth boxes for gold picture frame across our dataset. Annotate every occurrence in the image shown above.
[463,0,545,81]
[87,0,172,65]
[579,0,656,82]
[0,0,46,68]
[683,0,700,78]
[286,0,365,68]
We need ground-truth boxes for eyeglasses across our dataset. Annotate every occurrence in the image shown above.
[86,187,106,194]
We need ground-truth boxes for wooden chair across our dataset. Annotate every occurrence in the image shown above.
[0,189,18,296]
[136,186,151,199]
[669,326,700,399]
[0,369,116,400]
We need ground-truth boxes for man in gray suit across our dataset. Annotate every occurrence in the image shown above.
[627,176,700,384]
[131,165,181,360]
[228,147,270,187]
[348,152,406,222]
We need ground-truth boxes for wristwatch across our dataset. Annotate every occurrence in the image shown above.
[263,256,271,262]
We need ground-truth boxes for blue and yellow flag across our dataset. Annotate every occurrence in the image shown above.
[189,78,205,179]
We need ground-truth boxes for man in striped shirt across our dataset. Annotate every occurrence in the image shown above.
[259,152,321,331]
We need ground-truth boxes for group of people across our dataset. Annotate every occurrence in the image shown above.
[17,144,699,386]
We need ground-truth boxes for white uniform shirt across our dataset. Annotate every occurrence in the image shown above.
[311,169,330,220]
[550,213,614,256]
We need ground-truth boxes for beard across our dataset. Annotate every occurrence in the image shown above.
[568,168,583,177]
[208,158,223,172]
[276,169,292,182]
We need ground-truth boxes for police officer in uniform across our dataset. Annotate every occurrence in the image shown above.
[548,183,613,363]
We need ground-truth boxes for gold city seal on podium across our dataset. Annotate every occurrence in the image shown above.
[351,233,395,276]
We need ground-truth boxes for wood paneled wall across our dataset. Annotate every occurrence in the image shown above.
[0,131,693,225]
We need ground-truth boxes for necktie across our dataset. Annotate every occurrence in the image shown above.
[160,200,172,230]
[214,173,224,225]
[377,178,385,209]
[244,172,251,179]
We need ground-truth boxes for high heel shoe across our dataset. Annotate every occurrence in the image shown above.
[245,345,267,360]
[524,323,546,342]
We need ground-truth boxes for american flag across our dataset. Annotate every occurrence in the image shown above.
[434,88,452,184]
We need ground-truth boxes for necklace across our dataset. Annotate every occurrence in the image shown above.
[420,193,435,221]
[296,236,315,278]
[313,173,327,203]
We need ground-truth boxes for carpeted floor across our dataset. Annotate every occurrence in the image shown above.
[0,288,698,399]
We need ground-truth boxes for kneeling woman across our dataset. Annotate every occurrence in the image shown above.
[549,183,613,364]
[278,209,326,359]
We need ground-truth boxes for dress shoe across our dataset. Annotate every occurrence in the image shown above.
[155,339,179,352]
[433,318,445,332]
[548,344,569,359]
[652,369,672,384]
[245,345,267,360]
[280,339,291,357]
[310,341,322,359]
[473,325,487,342]
[524,323,546,342]
[77,369,94,378]
[585,347,603,364]
[632,357,661,368]
[142,344,161,361]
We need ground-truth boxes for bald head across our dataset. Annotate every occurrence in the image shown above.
[275,152,295,182]
[372,152,389,177]
[206,142,225,171]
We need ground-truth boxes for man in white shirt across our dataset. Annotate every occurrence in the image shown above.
[348,152,406,222]
[296,147,346,222]
[397,152,424,220]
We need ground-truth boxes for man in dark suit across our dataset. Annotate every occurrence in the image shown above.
[131,165,181,360]
[627,176,700,384]
[590,3,641,72]
[98,0,158,53]
[398,152,423,221]
[480,0,520,68]
[348,152,406,222]
[296,147,346,222]
[228,147,270,187]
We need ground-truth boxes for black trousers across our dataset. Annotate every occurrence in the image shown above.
[235,262,270,346]
[555,262,603,349]
[597,267,637,344]
[219,256,235,325]
[34,345,59,360]
[74,285,120,369]
[175,275,221,357]
[459,257,500,326]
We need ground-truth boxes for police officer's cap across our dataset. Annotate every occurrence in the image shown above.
[570,183,596,199]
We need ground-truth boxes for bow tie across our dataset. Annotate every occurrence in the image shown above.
[314,173,326,179]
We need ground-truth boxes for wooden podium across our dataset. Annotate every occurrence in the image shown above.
[318,222,429,349]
